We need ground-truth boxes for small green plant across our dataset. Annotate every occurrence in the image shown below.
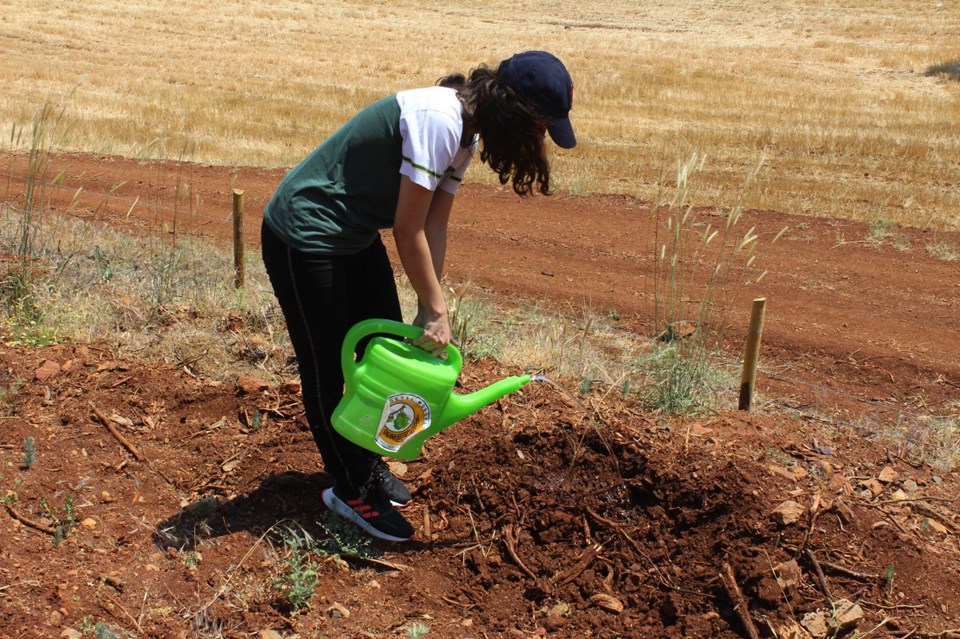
[93,622,119,639]
[405,622,431,639]
[892,232,910,252]
[0,379,22,407]
[866,217,893,246]
[249,409,262,432]
[271,530,319,612]
[642,341,724,414]
[78,617,95,635]
[21,437,35,469]
[316,510,377,559]
[92,245,114,282]
[926,240,959,261]
[40,494,77,546]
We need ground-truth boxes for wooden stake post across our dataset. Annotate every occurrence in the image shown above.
[232,189,245,289]
[738,297,766,411]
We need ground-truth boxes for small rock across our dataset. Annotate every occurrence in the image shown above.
[60,630,82,639]
[110,414,134,428]
[35,359,61,382]
[878,466,898,484]
[461,618,473,627]
[802,599,863,638]
[100,491,115,503]
[890,489,908,501]
[927,518,949,534]
[832,500,856,524]
[858,479,884,498]
[236,375,269,395]
[772,500,806,526]
[801,611,829,638]
[50,610,62,625]
[81,518,97,529]
[183,495,220,516]
[543,614,567,630]
[257,631,284,639]
[810,459,833,478]
[901,479,918,494]
[775,619,813,639]
[589,593,624,614]
[279,380,301,395]
[756,576,781,606]
[327,602,350,619]
[775,559,802,589]
[832,598,864,631]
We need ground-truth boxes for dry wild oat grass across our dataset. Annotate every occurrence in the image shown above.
[0,0,957,228]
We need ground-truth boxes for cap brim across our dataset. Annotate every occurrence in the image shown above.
[548,117,576,149]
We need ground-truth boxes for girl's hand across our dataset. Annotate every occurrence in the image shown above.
[412,311,452,357]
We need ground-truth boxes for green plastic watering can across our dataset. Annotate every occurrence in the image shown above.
[331,318,531,460]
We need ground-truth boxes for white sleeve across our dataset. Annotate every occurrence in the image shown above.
[437,143,476,195]
[399,109,461,192]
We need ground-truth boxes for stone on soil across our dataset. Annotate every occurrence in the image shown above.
[772,500,806,525]
[35,359,61,381]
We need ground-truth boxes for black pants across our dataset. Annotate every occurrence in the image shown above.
[260,221,403,492]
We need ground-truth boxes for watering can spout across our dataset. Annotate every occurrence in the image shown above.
[440,374,532,428]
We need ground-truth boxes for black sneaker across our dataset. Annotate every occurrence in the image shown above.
[322,485,414,543]
[371,459,413,508]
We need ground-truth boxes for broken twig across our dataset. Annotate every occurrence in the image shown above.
[4,504,55,535]
[89,401,145,461]
[820,559,879,581]
[549,543,603,587]
[501,524,538,581]
[720,562,761,639]
[806,549,834,605]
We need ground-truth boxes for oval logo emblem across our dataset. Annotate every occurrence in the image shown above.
[375,393,432,452]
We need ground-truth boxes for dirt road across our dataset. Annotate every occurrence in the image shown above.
[7,152,960,417]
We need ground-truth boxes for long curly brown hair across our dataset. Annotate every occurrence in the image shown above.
[439,67,551,196]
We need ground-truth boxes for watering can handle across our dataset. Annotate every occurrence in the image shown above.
[340,318,463,386]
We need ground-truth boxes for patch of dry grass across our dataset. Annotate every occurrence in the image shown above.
[0,1,957,228]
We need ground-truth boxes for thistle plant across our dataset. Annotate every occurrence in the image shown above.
[271,530,319,612]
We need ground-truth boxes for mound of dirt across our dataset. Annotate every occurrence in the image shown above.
[1,344,958,638]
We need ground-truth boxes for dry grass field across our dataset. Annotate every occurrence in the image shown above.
[1,0,958,228]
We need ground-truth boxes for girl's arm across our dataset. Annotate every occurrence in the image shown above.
[393,175,455,355]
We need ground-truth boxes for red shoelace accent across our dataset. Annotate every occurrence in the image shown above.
[346,498,380,519]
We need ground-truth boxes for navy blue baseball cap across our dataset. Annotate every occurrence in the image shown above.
[498,50,577,149]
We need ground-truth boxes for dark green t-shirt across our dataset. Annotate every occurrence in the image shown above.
[263,95,404,255]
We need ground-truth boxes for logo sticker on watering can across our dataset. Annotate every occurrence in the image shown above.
[375,393,432,453]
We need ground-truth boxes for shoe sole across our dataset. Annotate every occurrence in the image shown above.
[321,488,413,543]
